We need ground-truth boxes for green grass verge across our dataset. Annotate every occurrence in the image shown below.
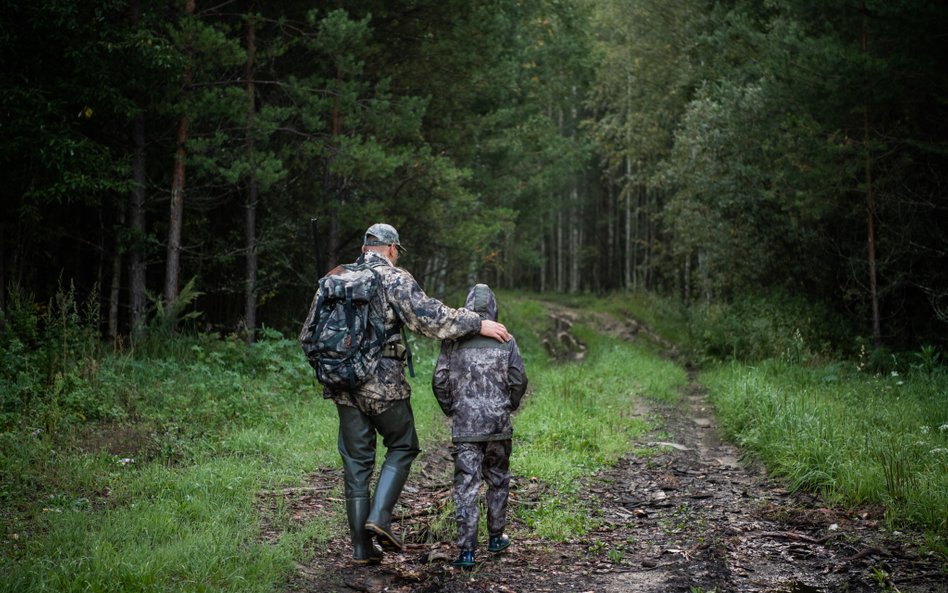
[1,336,338,593]
[703,359,948,552]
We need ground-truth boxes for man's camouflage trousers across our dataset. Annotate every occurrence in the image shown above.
[452,439,512,551]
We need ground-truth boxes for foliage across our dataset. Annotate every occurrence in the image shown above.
[586,0,948,348]
[2,290,946,590]
[2,0,947,355]
[683,290,853,363]
[0,322,327,593]
[0,281,107,431]
[704,358,948,544]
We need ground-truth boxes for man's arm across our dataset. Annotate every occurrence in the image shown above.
[385,268,496,341]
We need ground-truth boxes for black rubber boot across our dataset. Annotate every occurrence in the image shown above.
[363,400,420,552]
[346,497,383,565]
[364,465,410,551]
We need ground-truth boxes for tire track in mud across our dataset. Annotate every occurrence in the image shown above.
[264,304,946,593]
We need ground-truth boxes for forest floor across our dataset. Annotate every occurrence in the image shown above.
[260,306,947,593]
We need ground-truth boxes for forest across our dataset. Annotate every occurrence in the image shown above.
[2,2,948,592]
[2,0,947,353]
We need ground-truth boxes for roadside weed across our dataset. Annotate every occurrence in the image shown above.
[704,358,948,550]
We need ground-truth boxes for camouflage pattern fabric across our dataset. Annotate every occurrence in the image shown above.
[300,262,387,391]
[302,250,482,416]
[432,284,528,441]
[453,440,511,551]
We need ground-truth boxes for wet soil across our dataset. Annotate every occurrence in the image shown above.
[263,305,947,593]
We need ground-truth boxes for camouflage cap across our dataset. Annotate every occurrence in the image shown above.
[364,223,406,252]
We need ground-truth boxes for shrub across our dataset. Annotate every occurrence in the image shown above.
[0,281,104,429]
[685,289,851,362]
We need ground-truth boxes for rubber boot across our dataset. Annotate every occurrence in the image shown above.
[364,465,410,551]
[346,497,382,565]
[363,400,419,552]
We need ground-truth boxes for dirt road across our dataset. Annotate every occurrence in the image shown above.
[264,307,946,593]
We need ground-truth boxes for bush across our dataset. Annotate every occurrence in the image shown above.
[0,281,104,429]
[685,289,851,363]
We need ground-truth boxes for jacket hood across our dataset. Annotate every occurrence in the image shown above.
[464,283,498,321]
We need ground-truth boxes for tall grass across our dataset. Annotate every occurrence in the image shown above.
[704,359,948,547]
[0,317,339,593]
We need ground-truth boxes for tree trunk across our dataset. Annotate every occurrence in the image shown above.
[862,5,882,348]
[164,0,196,310]
[108,206,125,341]
[606,179,615,290]
[327,202,340,271]
[644,185,654,290]
[0,222,5,327]
[127,1,147,339]
[625,73,634,292]
[324,81,345,272]
[864,108,880,347]
[539,224,546,292]
[243,12,258,344]
[128,113,147,338]
[569,185,579,293]
[556,209,564,292]
[625,156,633,291]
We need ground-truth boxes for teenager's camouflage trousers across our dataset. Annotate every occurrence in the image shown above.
[453,439,512,551]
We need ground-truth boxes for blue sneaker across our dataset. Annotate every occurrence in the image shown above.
[488,534,510,554]
[452,550,475,570]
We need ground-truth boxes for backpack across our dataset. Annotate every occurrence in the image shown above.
[300,262,389,390]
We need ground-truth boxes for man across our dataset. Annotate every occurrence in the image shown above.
[432,284,527,570]
[302,223,511,565]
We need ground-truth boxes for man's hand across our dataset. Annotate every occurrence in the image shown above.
[479,319,511,343]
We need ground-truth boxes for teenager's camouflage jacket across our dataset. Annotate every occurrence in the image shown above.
[432,284,528,442]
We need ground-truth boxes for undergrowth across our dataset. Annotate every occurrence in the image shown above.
[0,284,335,592]
[3,283,943,591]
[704,359,948,555]
[0,286,686,591]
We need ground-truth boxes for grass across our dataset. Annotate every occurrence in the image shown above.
[0,334,337,593]
[1,290,683,591]
[507,289,692,347]
[703,358,948,551]
[490,292,686,539]
[6,288,943,591]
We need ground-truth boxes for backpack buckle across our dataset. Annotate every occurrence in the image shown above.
[383,342,407,360]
